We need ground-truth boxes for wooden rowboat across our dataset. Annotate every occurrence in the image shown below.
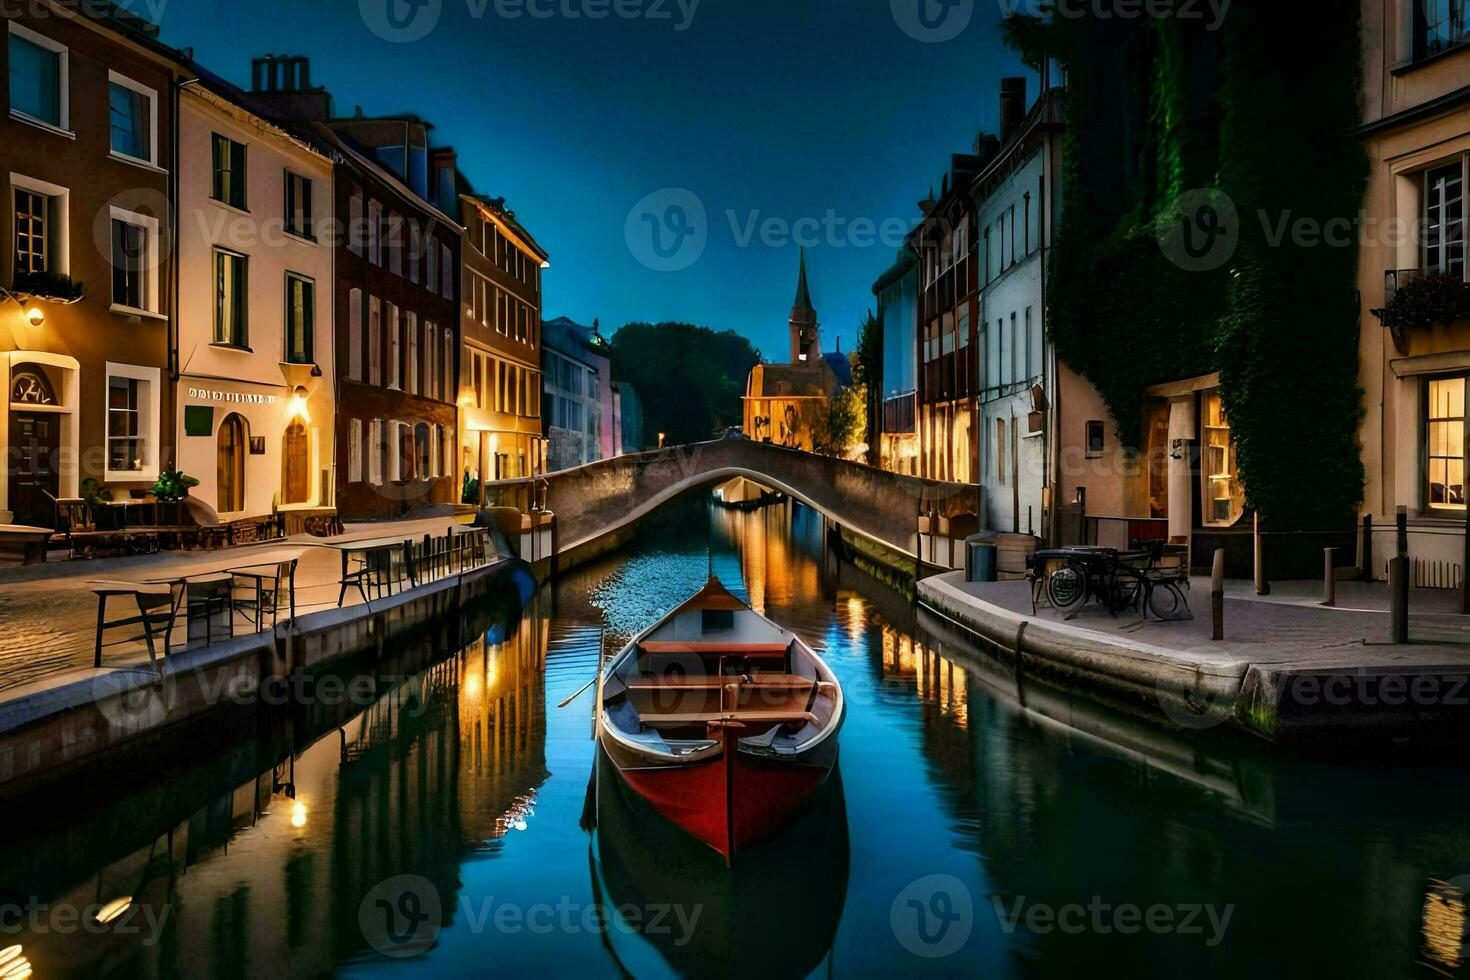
[595,577,844,862]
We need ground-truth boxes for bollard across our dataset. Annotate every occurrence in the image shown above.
[1322,547,1337,607]
[1389,554,1409,644]
[1254,513,1269,596]
[1211,550,1225,642]
[1361,513,1373,583]
[1397,506,1409,558]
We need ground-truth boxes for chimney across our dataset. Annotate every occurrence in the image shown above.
[1000,77,1027,143]
[248,55,331,121]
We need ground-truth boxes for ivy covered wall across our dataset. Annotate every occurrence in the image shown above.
[1008,0,1367,532]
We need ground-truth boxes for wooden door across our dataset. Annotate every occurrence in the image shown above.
[283,420,310,504]
[217,414,245,513]
[8,412,59,526]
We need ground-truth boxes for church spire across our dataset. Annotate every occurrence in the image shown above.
[790,247,820,364]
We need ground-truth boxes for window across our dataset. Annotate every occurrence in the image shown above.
[443,330,454,401]
[1202,390,1245,525]
[426,322,438,395]
[410,224,421,283]
[348,192,363,255]
[1086,420,1106,457]
[214,249,248,345]
[406,312,419,394]
[111,219,147,311]
[416,423,431,480]
[1420,0,1470,57]
[12,177,67,278]
[387,302,401,389]
[285,171,313,239]
[368,200,382,265]
[104,363,159,480]
[1428,377,1467,509]
[349,288,363,381]
[107,72,155,165]
[285,273,315,364]
[388,214,403,276]
[427,238,438,295]
[368,296,382,385]
[212,134,247,210]
[107,377,141,472]
[1425,162,1466,280]
[441,242,453,298]
[8,24,67,131]
[996,418,1007,485]
[348,418,363,483]
[369,419,385,485]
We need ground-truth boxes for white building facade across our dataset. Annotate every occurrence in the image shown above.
[174,78,335,521]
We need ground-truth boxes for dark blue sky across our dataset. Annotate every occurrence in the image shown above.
[153,0,1029,360]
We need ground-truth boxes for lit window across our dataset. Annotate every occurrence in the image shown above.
[1201,390,1246,526]
[108,376,142,472]
[7,24,67,130]
[1428,377,1467,510]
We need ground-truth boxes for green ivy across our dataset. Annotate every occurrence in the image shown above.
[1006,0,1366,531]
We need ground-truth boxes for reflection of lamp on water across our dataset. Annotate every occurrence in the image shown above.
[290,800,308,829]
[94,896,133,925]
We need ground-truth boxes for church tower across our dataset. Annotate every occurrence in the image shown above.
[790,247,821,364]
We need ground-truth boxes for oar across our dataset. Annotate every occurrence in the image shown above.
[557,627,610,709]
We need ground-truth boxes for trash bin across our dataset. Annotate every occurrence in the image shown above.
[965,534,998,584]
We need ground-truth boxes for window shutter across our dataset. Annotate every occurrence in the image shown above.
[348,418,362,483]
[349,288,363,381]
[368,296,381,385]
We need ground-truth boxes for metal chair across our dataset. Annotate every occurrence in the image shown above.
[229,559,299,632]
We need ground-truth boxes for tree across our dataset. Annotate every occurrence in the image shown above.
[809,385,868,459]
[607,322,762,447]
[853,310,882,465]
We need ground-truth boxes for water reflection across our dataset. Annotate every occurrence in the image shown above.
[3,497,1470,977]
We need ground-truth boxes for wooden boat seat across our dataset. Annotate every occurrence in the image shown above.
[638,641,791,659]
[624,673,826,693]
[641,709,819,728]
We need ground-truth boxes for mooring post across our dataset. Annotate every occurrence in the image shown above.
[1211,549,1225,642]
[1397,506,1408,558]
[1253,512,1269,596]
[1389,553,1410,645]
[1360,513,1373,583]
[1322,547,1337,607]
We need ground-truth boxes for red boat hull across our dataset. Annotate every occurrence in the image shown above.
[611,738,835,861]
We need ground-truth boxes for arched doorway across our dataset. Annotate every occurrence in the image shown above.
[217,414,246,514]
[8,363,60,526]
[282,419,310,505]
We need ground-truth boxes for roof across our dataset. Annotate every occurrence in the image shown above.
[308,123,462,230]
[750,362,839,398]
[542,316,607,369]
[872,247,919,296]
[180,60,335,161]
[822,352,853,387]
[465,193,549,263]
[793,247,815,315]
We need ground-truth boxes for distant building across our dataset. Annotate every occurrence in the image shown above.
[743,250,851,452]
[455,191,549,495]
[175,63,336,521]
[541,316,606,471]
[614,380,644,454]
[248,56,461,520]
[872,248,919,474]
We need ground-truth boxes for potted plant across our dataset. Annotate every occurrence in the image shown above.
[151,466,199,524]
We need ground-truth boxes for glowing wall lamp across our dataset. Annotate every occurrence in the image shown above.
[289,385,310,423]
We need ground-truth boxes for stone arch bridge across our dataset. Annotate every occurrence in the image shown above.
[485,438,981,567]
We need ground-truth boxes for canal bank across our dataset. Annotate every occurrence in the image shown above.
[918,570,1470,744]
[0,522,535,797]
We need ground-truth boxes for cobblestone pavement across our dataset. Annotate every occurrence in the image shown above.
[0,516,472,697]
[950,576,1470,668]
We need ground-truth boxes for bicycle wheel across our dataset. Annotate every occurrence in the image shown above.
[1149,582,1192,621]
[1047,563,1088,612]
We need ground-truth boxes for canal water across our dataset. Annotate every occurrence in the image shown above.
[4,496,1470,978]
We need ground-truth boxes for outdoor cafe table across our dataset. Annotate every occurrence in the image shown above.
[323,536,412,607]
